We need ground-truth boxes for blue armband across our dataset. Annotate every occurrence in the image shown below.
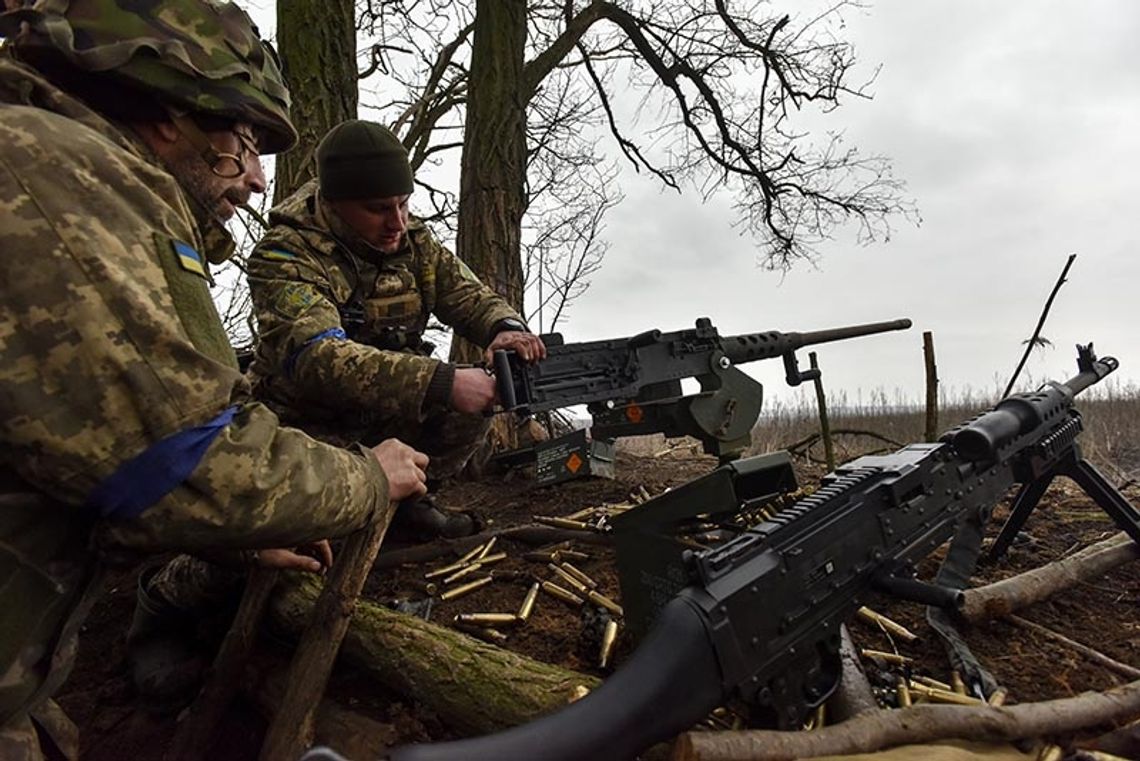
[285,327,348,379]
[85,406,239,520]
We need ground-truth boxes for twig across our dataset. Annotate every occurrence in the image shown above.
[1002,253,1077,398]
[1005,614,1140,680]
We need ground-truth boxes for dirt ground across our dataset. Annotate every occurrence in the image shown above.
[57,447,1140,760]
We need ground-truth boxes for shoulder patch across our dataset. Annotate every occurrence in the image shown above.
[261,248,299,262]
[456,257,483,285]
[273,282,318,319]
[172,239,208,279]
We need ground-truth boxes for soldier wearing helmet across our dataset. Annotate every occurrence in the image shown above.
[245,120,547,538]
[0,3,427,757]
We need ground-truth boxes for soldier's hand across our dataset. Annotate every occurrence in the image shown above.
[371,438,429,501]
[484,330,547,365]
[255,541,333,574]
[451,367,497,414]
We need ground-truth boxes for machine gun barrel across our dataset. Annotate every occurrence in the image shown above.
[949,345,1117,463]
[721,318,912,366]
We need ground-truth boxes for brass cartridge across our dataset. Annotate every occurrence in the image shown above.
[896,677,912,708]
[517,582,540,622]
[950,670,967,696]
[586,589,623,617]
[599,620,619,668]
[548,563,590,594]
[440,575,492,601]
[454,613,519,627]
[855,606,918,642]
[859,649,912,665]
[540,581,584,607]
[559,562,598,590]
[476,536,498,559]
[987,687,1009,707]
[534,516,592,531]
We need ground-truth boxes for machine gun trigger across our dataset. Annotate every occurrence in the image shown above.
[782,351,820,387]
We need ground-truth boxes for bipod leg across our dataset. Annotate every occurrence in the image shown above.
[987,474,1054,562]
[1064,457,1140,544]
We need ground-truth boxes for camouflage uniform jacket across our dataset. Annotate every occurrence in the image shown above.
[246,179,522,426]
[0,59,389,728]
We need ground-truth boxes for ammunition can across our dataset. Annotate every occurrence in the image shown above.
[599,619,619,668]
[440,575,492,601]
[540,581,584,607]
[517,582,540,622]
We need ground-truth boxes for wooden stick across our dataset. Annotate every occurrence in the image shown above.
[961,532,1138,622]
[260,508,394,761]
[1006,614,1140,679]
[672,679,1140,761]
[826,625,879,721]
[923,331,938,442]
[166,566,279,761]
[809,352,835,472]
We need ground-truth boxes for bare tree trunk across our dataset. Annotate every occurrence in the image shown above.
[962,532,1138,622]
[268,572,601,734]
[450,0,528,364]
[672,679,1140,761]
[273,0,358,202]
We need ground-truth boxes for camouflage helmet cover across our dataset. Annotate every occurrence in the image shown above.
[0,0,298,153]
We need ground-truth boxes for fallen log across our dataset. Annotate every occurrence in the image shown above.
[267,572,601,734]
[671,679,1140,761]
[961,532,1138,622]
[827,625,879,722]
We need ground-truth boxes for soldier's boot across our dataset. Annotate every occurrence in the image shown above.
[126,569,207,712]
[388,495,480,542]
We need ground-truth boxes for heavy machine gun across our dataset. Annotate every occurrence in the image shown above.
[375,344,1139,761]
[493,317,912,459]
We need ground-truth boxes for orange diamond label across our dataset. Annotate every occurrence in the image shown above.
[565,452,584,473]
[625,404,644,424]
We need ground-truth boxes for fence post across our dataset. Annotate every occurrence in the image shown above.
[923,331,939,442]
[809,351,836,471]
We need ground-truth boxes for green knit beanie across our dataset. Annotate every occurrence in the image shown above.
[317,120,415,200]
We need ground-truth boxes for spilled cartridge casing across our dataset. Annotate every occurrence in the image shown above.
[586,589,623,617]
[559,562,598,590]
[454,613,519,627]
[440,575,492,601]
[517,583,540,622]
[599,619,619,668]
[540,580,584,607]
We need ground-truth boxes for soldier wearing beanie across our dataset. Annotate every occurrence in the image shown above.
[245,119,545,539]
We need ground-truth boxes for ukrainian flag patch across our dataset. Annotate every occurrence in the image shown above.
[173,240,207,278]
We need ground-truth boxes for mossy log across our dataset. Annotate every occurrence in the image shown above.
[268,572,600,735]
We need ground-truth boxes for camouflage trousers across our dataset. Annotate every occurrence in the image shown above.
[0,700,78,761]
[272,403,491,480]
[145,554,245,613]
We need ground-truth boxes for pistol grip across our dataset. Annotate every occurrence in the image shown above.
[492,349,518,410]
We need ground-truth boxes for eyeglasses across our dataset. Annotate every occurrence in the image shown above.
[210,129,260,179]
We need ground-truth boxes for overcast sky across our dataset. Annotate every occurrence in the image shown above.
[246,1,1139,409]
